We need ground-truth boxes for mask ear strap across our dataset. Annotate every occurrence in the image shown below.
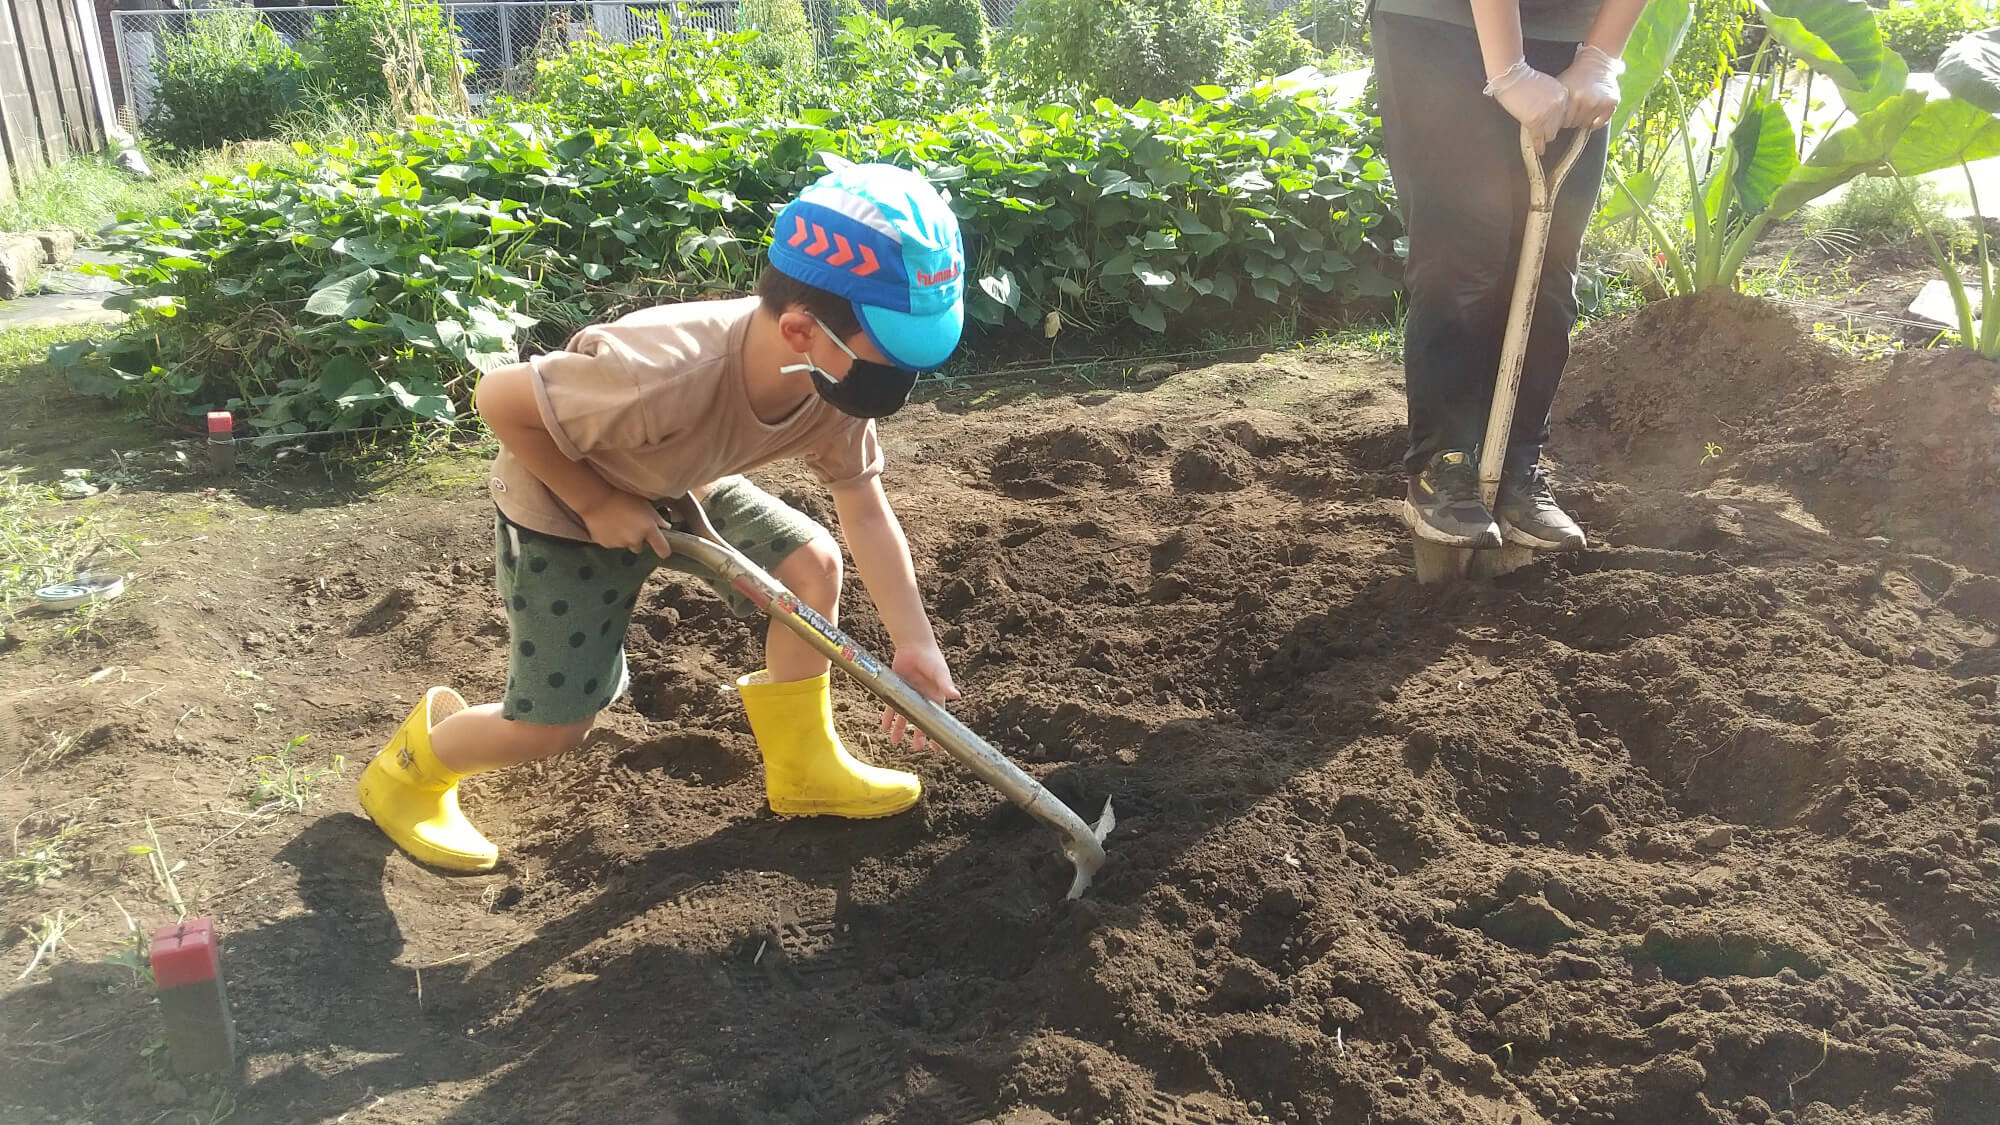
[807,313,861,361]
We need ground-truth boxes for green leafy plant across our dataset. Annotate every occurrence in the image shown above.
[995,0,1246,103]
[58,85,1399,439]
[1297,0,1369,56]
[1878,0,1993,70]
[1805,173,1970,248]
[515,18,784,132]
[1244,11,1321,79]
[885,0,991,66]
[248,734,344,813]
[741,0,817,72]
[304,0,463,110]
[819,9,976,119]
[144,4,309,152]
[1605,0,2000,296]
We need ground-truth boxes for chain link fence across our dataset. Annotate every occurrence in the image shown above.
[111,0,1025,122]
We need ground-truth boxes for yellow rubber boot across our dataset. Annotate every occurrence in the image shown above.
[737,671,921,818]
[357,687,499,871]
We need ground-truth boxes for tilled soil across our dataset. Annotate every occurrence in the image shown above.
[3,293,1998,1125]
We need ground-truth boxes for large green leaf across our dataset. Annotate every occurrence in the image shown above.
[1936,28,2000,115]
[303,268,378,318]
[1754,0,1886,91]
[1729,93,1800,216]
[1608,0,1694,140]
[1598,169,1663,224]
[1884,96,2000,177]
[1840,47,1907,115]
[1766,89,1926,216]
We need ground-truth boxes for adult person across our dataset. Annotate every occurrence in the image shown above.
[1369,0,1650,549]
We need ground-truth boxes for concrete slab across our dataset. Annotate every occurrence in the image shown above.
[0,247,134,329]
[0,290,126,330]
[1909,276,1985,336]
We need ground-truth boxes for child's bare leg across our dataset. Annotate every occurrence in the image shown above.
[766,536,842,683]
[430,705,594,774]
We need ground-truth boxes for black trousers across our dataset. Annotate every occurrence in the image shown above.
[1371,11,1609,476]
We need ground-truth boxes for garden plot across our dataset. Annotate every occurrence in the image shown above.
[3,293,1998,1125]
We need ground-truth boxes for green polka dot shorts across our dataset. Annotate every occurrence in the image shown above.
[494,475,828,725]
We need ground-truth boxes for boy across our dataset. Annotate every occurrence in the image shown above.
[357,163,967,872]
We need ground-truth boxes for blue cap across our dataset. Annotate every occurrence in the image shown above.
[768,163,965,372]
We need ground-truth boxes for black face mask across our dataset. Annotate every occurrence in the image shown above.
[785,314,920,419]
[807,359,919,419]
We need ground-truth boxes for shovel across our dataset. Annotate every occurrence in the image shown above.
[1413,126,1591,584]
[659,494,1115,900]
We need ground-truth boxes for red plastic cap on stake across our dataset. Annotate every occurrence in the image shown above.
[206,411,232,435]
[152,918,221,990]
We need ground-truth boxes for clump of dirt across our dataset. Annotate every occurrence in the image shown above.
[3,301,1998,1125]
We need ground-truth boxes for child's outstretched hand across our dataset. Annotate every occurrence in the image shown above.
[578,489,673,558]
[882,643,961,752]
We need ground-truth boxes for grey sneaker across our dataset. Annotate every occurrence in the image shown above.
[1495,466,1586,551]
[1404,451,1502,548]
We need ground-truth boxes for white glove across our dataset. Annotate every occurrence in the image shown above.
[1484,60,1569,153]
[1557,44,1624,131]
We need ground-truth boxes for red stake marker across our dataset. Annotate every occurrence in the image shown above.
[151,918,237,1074]
[207,411,235,475]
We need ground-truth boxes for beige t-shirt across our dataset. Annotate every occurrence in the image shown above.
[487,296,883,541]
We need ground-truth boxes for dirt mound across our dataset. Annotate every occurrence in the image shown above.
[4,328,1999,1125]
[1557,291,1999,569]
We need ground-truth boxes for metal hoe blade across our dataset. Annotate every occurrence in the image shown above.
[661,496,1113,899]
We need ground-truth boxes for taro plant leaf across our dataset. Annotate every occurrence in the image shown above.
[1754,0,1887,92]
[1936,28,2000,115]
[1598,168,1662,223]
[1608,0,1694,140]
[1728,92,1800,216]
[1841,46,1907,115]
[1766,89,1926,218]
[304,269,379,318]
[1883,97,2000,177]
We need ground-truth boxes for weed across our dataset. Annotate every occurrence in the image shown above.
[0,466,140,619]
[1739,256,1855,303]
[3,828,74,888]
[105,898,152,989]
[1701,441,1724,466]
[1493,1041,1515,1069]
[0,149,261,238]
[247,734,343,814]
[17,908,84,979]
[128,816,188,920]
[1810,318,1902,360]
[1314,314,1406,362]
[1805,176,1975,255]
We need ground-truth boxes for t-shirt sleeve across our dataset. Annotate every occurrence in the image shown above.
[528,329,654,460]
[804,418,885,488]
